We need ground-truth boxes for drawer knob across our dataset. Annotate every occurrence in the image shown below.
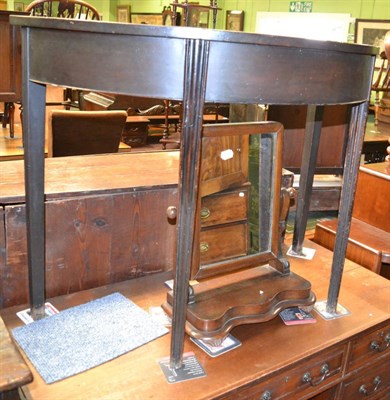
[359,376,382,396]
[200,242,209,253]
[166,206,177,220]
[260,391,272,400]
[370,333,390,353]
[200,207,211,220]
[302,363,330,387]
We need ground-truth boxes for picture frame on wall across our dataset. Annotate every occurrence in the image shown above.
[116,5,131,23]
[195,10,209,28]
[162,7,181,26]
[14,2,25,11]
[131,13,163,26]
[226,10,244,31]
[355,19,390,67]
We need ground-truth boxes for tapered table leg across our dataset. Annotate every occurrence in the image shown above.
[291,105,324,255]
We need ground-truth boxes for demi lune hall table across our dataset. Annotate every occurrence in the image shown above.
[10,16,377,368]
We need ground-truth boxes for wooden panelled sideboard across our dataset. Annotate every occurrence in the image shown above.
[9,16,376,370]
[0,152,179,308]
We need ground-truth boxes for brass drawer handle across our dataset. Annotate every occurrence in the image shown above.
[260,391,272,400]
[200,242,209,253]
[200,207,211,219]
[370,333,390,353]
[302,363,330,387]
[359,376,382,396]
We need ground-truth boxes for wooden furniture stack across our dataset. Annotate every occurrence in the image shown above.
[0,151,296,309]
[313,162,390,278]
[9,14,376,372]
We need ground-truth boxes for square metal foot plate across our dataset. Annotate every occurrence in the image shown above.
[314,300,351,320]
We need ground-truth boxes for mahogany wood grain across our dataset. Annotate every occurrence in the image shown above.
[313,162,390,276]
[0,241,388,400]
[313,218,386,274]
[352,162,390,233]
[164,266,315,342]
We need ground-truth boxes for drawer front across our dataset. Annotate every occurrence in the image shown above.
[341,356,390,399]
[347,323,390,372]
[221,345,346,400]
[201,188,249,227]
[200,223,247,264]
[201,134,249,197]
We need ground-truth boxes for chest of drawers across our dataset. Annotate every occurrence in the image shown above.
[199,185,249,267]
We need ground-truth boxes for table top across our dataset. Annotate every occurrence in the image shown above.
[1,240,388,400]
[360,161,390,179]
[11,16,376,106]
[0,151,180,204]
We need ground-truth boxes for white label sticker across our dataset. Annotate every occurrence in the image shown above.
[220,149,234,160]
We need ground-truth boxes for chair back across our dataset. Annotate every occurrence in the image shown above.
[48,110,127,157]
[25,0,100,20]
[371,31,390,125]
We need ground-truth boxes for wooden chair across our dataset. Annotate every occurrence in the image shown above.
[48,110,127,157]
[371,30,390,126]
[25,0,100,20]
[313,162,390,278]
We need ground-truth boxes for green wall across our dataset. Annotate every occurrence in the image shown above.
[6,0,390,31]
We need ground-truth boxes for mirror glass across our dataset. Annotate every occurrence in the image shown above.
[191,122,283,280]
